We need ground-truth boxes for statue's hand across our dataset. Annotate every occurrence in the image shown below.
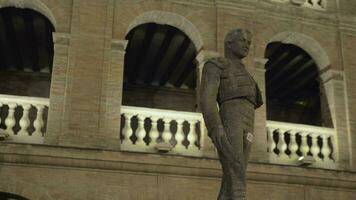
[210,126,235,162]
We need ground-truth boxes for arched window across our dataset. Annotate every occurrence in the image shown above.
[0,7,55,143]
[0,7,55,97]
[123,23,198,112]
[265,42,333,127]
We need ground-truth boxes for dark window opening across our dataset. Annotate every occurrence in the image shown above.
[123,23,198,112]
[0,192,29,200]
[265,42,333,127]
[0,7,55,98]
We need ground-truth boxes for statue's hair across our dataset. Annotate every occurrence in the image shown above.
[224,29,252,44]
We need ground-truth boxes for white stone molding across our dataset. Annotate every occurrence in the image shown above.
[126,11,204,51]
[269,32,330,72]
[0,0,56,28]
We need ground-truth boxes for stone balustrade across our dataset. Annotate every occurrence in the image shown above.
[0,94,49,144]
[120,106,210,157]
[267,120,336,168]
[272,0,326,10]
[0,95,339,169]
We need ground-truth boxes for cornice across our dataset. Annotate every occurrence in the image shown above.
[1,143,356,189]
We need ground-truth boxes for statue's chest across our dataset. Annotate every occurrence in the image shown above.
[220,64,254,86]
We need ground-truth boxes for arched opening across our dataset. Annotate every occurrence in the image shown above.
[0,7,55,97]
[265,42,333,127]
[123,23,198,112]
[0,192,29,200]
[0,7,55,142]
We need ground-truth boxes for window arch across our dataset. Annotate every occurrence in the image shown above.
[0,7,55,143]
[0,7,55,97]
[123,22,198,112]
[264,40,333,127]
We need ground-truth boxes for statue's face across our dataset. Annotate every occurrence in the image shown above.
[230,31,251,59]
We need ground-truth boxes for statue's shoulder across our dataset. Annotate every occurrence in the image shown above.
[205,57,230,70]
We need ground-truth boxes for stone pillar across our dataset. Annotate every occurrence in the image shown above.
[99,39,127,148]
[45,32,70,144]
[339,30,356,171]
[45,0,121,150]
[250,57,269,163]
[321,69,350,170]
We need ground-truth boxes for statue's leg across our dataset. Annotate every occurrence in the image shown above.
[219,99,254,200]
[221,105,245,199]
[217,150,229,200]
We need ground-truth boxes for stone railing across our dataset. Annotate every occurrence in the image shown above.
[0,94,49,144]
[267,120,336,168]
[272,0,326,10]
[120,106,214,157]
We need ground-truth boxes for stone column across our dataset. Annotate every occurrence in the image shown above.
[250,57,269,163]
[45,32,70,145]
[98,39,127,149]
[320,69,350,170]
[45,0,121,150]
[339,29,356,171]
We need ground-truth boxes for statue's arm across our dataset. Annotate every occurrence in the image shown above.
[199,62,223,136]
[255,84,263,109]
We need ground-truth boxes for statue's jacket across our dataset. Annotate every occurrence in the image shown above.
[200,57,263,134]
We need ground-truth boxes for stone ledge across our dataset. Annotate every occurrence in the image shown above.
[1,143,356,189]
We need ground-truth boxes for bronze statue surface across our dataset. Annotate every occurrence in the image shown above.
[200,29,263,200]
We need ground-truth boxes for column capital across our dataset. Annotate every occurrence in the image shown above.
[53,32,71,46]
[111,39,128,52]
[254,57,269,70]
[320,69,344,84]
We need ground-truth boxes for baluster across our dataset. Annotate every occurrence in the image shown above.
[288,130,298,159]
[0,102,2,126]
[33,105,45,137]
[18,104,31,136]
[310,0,323,9]
[267,127,276,156]
[5,103,17,135]
[122,113,133,145]
[276,129,287,157]
[0,102,2,125]
[149,116,159,147]
[300,132,310,157]
[187,120,198,150]
[135,114,146,146]
[175,119,185,149]
[321,135,332,162]
[161,118,172,144]
[310,133,321,161]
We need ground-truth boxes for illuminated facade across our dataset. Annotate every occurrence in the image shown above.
[0,0,356,199]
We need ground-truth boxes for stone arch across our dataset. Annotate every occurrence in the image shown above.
[0,0,56,28]
[268,32,330,72]
[126,11,204,51]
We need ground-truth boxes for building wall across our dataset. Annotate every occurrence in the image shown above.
[1,0,356,199]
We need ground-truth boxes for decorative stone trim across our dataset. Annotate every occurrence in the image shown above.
[0,0,56,28]
[126,11,204,51]
[269,32,330,72]
[271,0,326,10]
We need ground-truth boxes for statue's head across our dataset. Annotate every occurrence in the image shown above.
[224,29,252,59]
